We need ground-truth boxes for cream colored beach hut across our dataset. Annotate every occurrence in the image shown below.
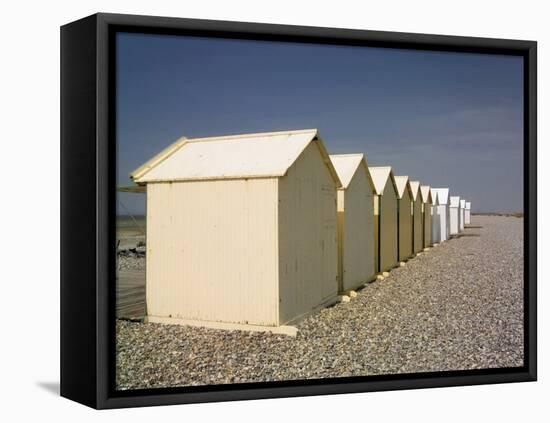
[410,181,423,254]
[394,176,414,262]
[430,189,440,245]
[369,166,399,274]
[420,185,433,248]
[131,129,341,334]
[459,199,466,232]
[449,196,461,235]
[465,201,471,225]
[330,154,376,292]
[432,188,450,242]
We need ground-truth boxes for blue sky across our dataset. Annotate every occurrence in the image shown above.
[116,32,523,214]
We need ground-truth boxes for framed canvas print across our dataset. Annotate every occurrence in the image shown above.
[60,12,537,409]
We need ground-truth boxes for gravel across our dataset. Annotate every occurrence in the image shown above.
[117,253,145,271]
[116,215,524,390]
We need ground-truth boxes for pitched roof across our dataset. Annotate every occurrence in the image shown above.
[394,176,413,199]
[420,185,432,204]
[131,129,341,186]
[329,154,374,191]
[409,181,421,201]
[368,166,397,196]
[465,202,471,210]
[450,196,461,207]
[432,188,450,205]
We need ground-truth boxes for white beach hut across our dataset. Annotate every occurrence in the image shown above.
[420,185,433,248]
[131,129,341,334]
[369,166,399,274]
[410,181,423,254]
[330,154,376,293]
[430,189,440,245]
[465,201,472,225]
[449,196,461,235]
[432,188,450,242]
[394,176,414,262]
[459,199,466,232]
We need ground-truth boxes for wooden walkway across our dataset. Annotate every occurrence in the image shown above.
[116,270,146,319]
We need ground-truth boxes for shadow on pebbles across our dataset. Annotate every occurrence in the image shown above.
[116,215,524,390]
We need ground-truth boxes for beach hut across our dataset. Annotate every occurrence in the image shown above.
[420,186,433,248]
[431,188,449,244]
[459,199,466,232]
[369,166,398,273]
[410,181,423,254]
[465,201,471,225]
[394,176,414,263]
[131,129,341,334]
[449,196,461,235]
[369,166,399,274]
[430,190,440,245]
[330,154,376,292]
[431,188,450,242]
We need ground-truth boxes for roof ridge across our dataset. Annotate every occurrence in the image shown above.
[186,128,318,143]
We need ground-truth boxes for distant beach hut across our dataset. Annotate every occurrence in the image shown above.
[330,154,376,292]
[131,129,341,334]
[394,176,414,262]
[420,185,433,248]
[465,201,472,225]
[449,196,461,235]
[410,181,423,254]
[432,188,450,242]
[430,189,440,245]
[459,199,466,232]
[369,166,399,273]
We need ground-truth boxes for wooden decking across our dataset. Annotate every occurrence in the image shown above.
[116,270,146,319]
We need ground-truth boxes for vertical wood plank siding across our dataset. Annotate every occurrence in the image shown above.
[278,142,338,324]
[423,203,432,247]
[338,168,375,291]
[412,199,423,253]
[380,181,398,272]
[146,178,280,326]
[398,190,413,261]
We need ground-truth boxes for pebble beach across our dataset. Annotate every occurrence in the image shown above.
[116,215,524,390]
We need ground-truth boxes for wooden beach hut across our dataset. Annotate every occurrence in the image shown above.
[432,188,450,242]
[394,176,414,263]
[449,196,461,235]
[369,166,399,274]
[410,181,423,254]
[131,129,341,335]
[420,185,433,248]
[465,201,472,225]
[330,154,376,292]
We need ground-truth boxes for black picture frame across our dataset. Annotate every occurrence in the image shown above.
[60,12,537,409]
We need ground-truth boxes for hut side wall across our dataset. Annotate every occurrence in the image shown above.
[398,190,413,261]
[374,196,380,273]
[380,181,398,272]
[423,203,432,248]
[449,207,459,235]
[412,199,423,253]
[338,168,375,291]
[431,203,440,244]
[146,179,280,326]
[278,142,338,324]
[465,209,471,225]
[435,205,448,242]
